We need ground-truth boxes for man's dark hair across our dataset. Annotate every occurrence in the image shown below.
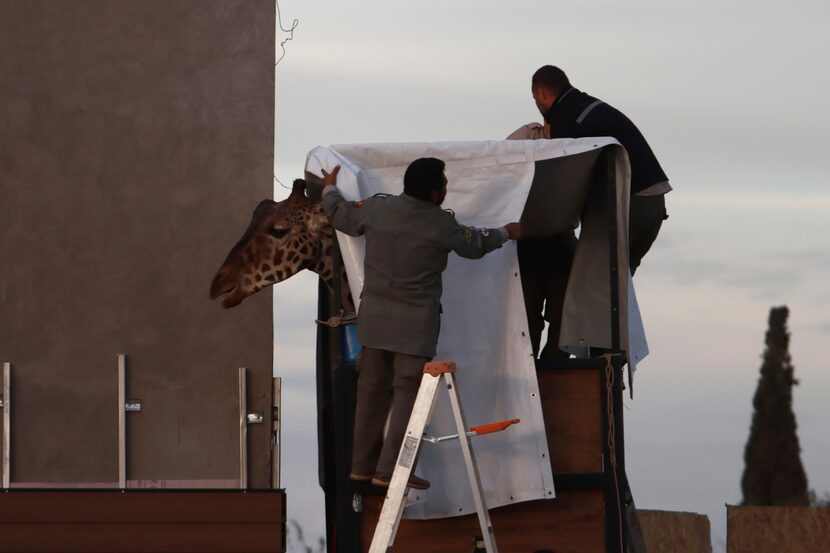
[404,157,446,201]
[532,65,570,95]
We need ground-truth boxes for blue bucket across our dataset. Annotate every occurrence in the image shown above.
[341,324,362,364]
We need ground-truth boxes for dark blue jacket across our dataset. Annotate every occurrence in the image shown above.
[544,87,668,194]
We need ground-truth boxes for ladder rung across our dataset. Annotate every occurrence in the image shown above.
[422,418,520,444]
[421,431,472,444]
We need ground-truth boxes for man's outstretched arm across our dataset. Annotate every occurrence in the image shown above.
[319,165,368,237]
[442,218,523,259]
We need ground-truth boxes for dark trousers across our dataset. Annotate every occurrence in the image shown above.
[518,196,667,358]
[518,231,577,359]
[351,347,429,475]
[629,194,668,274]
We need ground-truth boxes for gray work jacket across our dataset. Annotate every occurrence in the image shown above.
[322,188,508,358]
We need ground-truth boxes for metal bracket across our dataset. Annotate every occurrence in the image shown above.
[125,399,142,412]
[246,413,264,424]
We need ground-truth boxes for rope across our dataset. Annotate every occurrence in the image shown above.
[274,175,292,191]
[274,0,299,192]
[603,353,625,552]
[314,309,358,328]
[275,0,298,68]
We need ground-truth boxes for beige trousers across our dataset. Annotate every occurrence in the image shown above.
[351,347,429,475]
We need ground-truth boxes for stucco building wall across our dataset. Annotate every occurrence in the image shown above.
[0,1,275,487]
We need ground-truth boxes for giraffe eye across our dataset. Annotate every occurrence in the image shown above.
[267,227,289,239]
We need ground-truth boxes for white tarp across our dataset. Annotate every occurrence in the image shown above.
[305,138,647,519]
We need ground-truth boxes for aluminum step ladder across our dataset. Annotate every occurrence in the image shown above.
[368,360,520,553]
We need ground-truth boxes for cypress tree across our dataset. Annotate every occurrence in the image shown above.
[740,306,809,505]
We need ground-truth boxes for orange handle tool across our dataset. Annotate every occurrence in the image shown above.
[469,418,520,435]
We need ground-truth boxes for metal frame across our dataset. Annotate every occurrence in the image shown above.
[239,367,248,489]
[3,362,10,488]
[326,244,363,549]
[3,357,265,492]
[606,149,622,353]
[118,354,127,488]
[271,377,282,489]
[315,278,339,545]
[117,354,144,489]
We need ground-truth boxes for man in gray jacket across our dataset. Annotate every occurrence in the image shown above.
[320,157,522,489]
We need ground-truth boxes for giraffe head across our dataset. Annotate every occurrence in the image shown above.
[209,179,334,308]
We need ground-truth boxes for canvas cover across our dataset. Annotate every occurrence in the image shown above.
[305,138,647,519]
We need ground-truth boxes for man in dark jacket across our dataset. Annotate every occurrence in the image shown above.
[531,65,671,272]
[514,65,670,359]
[320,158,522,489]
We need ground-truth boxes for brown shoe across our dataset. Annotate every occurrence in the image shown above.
[349,472,374,482]
[371,472,431,490]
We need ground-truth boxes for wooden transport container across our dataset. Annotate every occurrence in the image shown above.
[317,283,632,553]
[314,144,637,552]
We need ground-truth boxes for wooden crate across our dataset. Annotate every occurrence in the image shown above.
[360,490,604,553]
[539,366,604,474]
[350,358,627,553]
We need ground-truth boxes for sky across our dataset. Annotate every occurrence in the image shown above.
[269,2,830,551]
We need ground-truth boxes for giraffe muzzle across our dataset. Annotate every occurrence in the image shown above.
[209,271,236,301]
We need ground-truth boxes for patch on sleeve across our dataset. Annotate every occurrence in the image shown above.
[350,200,365,208]
[460,224,473,244]
[478,228,490,237]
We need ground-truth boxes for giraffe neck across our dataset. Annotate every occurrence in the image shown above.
[307,218,354,312]
[311,244,334,285]
[305,204,334,282]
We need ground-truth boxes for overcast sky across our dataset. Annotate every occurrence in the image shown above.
[269,2,830,551]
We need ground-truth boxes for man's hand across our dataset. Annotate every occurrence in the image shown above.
[321,165,341,187]
[505,222,523,240]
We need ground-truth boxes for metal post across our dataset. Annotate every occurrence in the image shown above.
[607,150,621,353]
[271,377,281,489]
[2,362,10,488]
[239,367,248,489]
[118,354,127,489]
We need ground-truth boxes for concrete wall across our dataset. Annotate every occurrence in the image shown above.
[0,1,275,487]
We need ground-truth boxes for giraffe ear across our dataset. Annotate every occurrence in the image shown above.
[303,172,324,203]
